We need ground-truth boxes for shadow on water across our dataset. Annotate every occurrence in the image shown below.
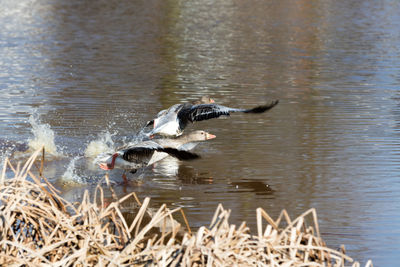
[229,179,274,197]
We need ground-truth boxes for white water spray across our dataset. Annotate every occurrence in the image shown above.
[84,131,115,158]
[28,113,61,156]
[61,157,85,184]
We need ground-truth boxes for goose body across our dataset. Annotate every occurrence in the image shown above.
[146,99,279,138]
[151,103,185,137]
[98,141,199,171]
[98,131,215,171]
[149,130,216,164]
[145,96,215,136]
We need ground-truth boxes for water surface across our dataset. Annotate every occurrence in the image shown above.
[1,0,400,265]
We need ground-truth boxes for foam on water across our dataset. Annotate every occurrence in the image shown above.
[28,113,61,156]
[84,131,115,158]
[0,143,15,175]
[61,156,85,184]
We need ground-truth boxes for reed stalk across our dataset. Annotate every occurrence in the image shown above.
[0,148,372,266]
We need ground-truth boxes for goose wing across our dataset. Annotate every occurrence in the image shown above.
[121,146,158,163]
[159,147,200,161]
[145,108,171,127]
[121,142,199,162]
[180,100,279,123]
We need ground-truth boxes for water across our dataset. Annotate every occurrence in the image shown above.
[1,0,400,265]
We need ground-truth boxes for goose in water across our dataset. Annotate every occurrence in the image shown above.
[98,143,198,172]
[98,130,215,174]
[146,99,279,138]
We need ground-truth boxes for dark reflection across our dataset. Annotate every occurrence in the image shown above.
[229,179,274,196]
[176,165,214,185]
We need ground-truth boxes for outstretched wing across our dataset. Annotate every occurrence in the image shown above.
[144,105,178,129]
[180,100,279,123]
[242,100,279,113]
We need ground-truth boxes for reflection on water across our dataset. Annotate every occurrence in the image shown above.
[231,180,274,196]
[1,0,400,265]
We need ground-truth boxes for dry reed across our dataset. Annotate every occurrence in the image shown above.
[0,148,373,266]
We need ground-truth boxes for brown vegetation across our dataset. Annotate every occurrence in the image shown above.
[0,148,372,266]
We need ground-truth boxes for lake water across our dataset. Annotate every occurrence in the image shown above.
[1,0,400,265]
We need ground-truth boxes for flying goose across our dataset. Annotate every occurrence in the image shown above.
[146,99,279,137]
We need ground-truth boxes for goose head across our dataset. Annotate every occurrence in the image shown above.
[181,130,216,142]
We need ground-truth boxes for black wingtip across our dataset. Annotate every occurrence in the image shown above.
[244,100,279,113]
[145,120,154,127]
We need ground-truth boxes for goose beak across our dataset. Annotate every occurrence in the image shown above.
[206,133,216,140]
[99,163,113,170]
[99,153,118,170]
[210,98,215,103]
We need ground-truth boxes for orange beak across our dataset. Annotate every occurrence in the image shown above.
[99,153,118,170]
[99,163,113,170]
[206,133,216,140]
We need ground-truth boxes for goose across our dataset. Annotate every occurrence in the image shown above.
[98,142,199,172]
[146,99,279,138]
[98,130,215,174]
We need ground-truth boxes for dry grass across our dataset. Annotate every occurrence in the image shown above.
[0,148,373,266]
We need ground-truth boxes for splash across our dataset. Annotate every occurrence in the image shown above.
[0,150,8,175]
[84,131,115,158]
[61,157,85,184]
[28,113,61,156]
